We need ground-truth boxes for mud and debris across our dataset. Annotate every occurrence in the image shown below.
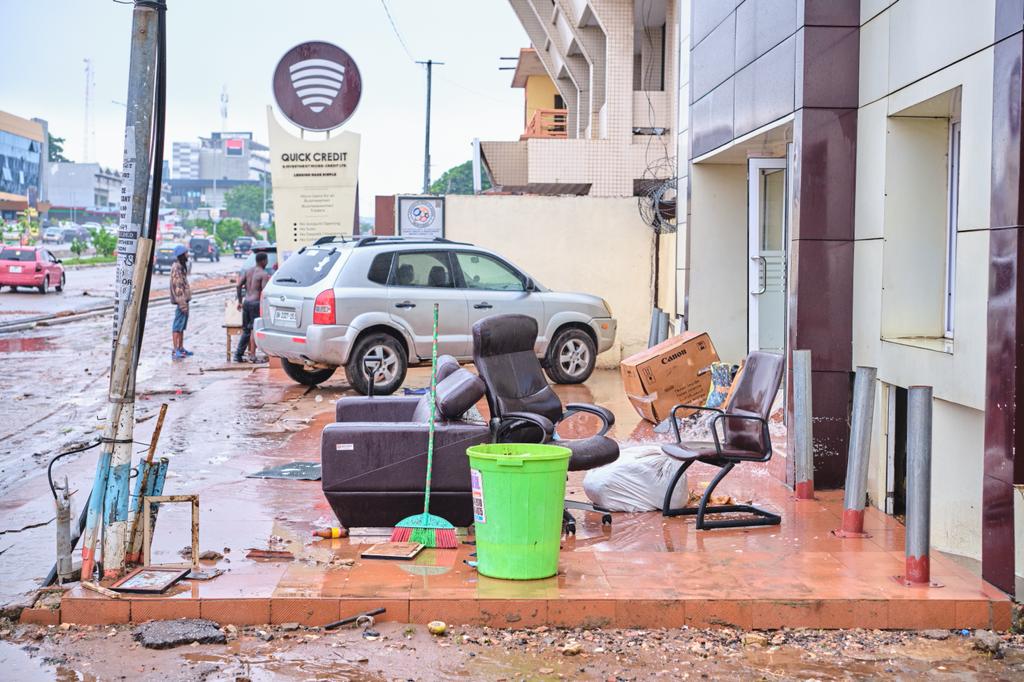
[132,618,227,649]
[1,620,1023,680]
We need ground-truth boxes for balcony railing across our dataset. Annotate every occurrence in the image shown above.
[521,108,568,139]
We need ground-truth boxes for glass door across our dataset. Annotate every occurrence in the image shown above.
[747,158,788,354]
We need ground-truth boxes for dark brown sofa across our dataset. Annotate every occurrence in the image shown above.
[320,361,489,528]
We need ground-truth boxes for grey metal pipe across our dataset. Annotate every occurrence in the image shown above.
[648,307,662,348]
[792,350,815,499]
[657,310,670,344]
[55,477,73,584]
[837,366,877,536]
[905,385,933,584]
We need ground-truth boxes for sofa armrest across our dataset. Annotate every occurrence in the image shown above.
[335,396,421,423]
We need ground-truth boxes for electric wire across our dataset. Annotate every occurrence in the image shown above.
[380,0,416,62]
[47,439,102,501]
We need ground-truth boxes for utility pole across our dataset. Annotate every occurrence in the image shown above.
[416,60,443,193]
[80,0,164,581]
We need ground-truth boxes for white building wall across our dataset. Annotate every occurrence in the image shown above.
[855,0,1014,576]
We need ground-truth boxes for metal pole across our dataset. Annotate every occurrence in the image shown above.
[657,310,670,344]
[648,306,661,348]
[423,59,432,193]
[80,0,161,581]
[792,350,815,500]
[904,385,933,584]
[417,59,444,193]
[55,476,73,583]
[835,366,877,538]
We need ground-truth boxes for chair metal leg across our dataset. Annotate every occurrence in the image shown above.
[661,459,695,517]
[662,460,781,529]
[564,499,613,526]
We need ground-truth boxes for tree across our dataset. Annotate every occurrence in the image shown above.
[428,160,490,195]
[224,184,269,223]
[214,217,244,248]
[48,133,71,163]
[88,227,116,257]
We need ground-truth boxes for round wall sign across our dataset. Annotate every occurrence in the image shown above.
[407,200,437,228]
[272,41,362,131]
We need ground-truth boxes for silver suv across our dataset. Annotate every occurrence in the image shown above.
[254,236,617,394]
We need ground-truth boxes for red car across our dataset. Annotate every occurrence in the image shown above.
[0,246,65,293]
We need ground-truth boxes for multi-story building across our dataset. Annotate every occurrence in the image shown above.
[678,0,1022,595]
[48,162,120,210]
[0,110,48,220]
[169,131,269,211]
[482,0,678,197]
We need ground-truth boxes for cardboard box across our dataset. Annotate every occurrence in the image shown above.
[619,332,720,424]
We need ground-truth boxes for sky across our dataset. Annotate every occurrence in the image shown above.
[0,0,530,219]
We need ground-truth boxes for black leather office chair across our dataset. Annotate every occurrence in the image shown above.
[660,351,785,529]
[471,314,619,534]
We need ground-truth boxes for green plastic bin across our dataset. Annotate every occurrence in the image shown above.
[467,443,571,580]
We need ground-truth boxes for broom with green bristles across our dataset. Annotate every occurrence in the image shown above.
[390,302,458,549]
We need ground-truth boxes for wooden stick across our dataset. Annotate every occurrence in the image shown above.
[82,581,123,599]
[126,403,168,563]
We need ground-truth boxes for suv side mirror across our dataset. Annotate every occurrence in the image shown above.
[524,277,535,292]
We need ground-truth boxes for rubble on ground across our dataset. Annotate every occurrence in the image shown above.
[132,619,226,649]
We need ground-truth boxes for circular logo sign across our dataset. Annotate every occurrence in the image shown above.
[272,41,362,131]
[407,201,436,227]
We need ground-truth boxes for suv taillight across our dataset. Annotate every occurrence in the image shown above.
[312,289,336,325]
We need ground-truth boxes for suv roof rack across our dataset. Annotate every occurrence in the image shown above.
[355,236,468,247]
[312,235,355,246]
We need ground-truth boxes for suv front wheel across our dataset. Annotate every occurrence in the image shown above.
[280,358,336,386]
[544,327,597,384]
[345,333,408,396]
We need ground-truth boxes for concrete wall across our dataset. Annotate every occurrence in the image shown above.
[445,194,656,365]
[685,162,747,363]
[854,0,1012,576]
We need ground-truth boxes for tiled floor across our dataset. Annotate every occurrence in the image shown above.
[45,368,1013,630]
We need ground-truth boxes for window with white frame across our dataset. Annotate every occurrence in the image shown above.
[944,120,960,338]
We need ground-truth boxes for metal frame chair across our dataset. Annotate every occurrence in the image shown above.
[660,351,784,530]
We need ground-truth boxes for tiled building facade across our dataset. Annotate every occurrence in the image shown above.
[681,0,1023,595]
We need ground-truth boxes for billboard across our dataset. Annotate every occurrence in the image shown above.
[397,196,444,239]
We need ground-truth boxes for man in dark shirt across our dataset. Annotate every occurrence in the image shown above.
[234,252,271,362]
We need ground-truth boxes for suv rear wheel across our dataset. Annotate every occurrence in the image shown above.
[280,358,336,386]
[345,333,407,396]
[544,327,596,384]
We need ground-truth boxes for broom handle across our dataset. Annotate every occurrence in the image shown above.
[423,302,440,515]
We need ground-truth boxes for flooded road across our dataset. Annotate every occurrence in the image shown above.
[0,257,239,324]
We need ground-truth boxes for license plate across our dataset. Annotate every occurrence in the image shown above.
[9,266,21,273]
[274,309,297,325]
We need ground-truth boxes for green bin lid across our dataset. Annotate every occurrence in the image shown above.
[466,443,571,462]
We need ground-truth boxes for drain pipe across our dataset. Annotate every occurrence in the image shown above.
[904,385,933,584]
[792,350,815,500]
[834,366,877,538]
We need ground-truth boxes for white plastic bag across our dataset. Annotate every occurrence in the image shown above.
[582,445,688,512]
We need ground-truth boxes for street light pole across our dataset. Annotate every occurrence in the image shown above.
[417,59,444,194]
[80,0,163,581]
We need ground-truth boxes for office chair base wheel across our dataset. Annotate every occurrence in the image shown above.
[564,520,576,535]
[601,513,612,525]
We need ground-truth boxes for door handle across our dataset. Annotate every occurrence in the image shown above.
[750,256,767,295]
[473,302,493,310]
[394,301,416,309]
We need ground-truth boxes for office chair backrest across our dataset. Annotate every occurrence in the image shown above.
[723,351,785,455]
[471,314,563,424]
